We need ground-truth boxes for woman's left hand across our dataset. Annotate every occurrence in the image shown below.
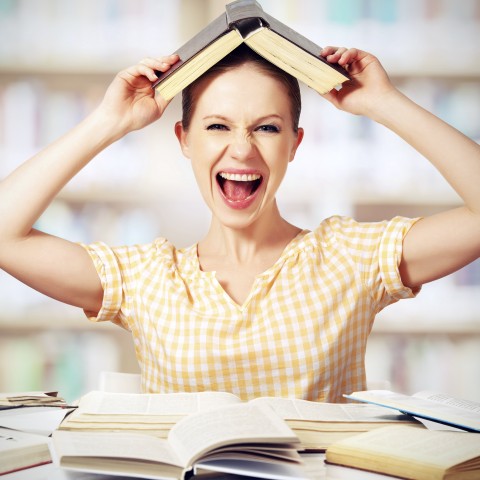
[321,47,396,117]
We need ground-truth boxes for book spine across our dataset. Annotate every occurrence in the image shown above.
[234,17,264,38]
[225,0,264,25]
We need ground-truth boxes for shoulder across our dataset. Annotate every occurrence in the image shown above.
[314,215,418,243]
[81,237,186,269]
[308,215,420,260]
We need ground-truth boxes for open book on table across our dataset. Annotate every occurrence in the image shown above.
[344,390,480,432]
[52,402,307,480]
[325,424,480,480]
[58,390,417,451]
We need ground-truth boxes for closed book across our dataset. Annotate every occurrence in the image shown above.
[0,427,52,475]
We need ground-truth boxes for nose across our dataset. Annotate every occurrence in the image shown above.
[229,134,256,161]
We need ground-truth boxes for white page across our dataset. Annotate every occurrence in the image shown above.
[78,390,240,415]
[251,397,406,421]
[0,407,74,436]
[413,391,480,414]
[345,390,480,431]
[51,430,182,467]
[168,403,299,467]
[413,417,465,432]
[0,426,50,451]
[195,459,309,480]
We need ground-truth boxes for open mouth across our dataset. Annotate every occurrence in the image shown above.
[216,172,263,202]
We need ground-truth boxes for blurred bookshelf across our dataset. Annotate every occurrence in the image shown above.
[0,0,479,402]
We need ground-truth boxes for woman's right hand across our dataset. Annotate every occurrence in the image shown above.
[96,54,179,138]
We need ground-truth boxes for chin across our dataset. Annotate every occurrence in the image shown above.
[212,199,275,232]
[214,211,260,231]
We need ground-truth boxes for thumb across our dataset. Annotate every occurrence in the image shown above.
[321,88,340,108]
[153,88,173,113]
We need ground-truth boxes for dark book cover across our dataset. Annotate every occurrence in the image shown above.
[153,0,349,91]
[152,12,231,89]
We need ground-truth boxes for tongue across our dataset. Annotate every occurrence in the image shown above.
[223,180,254,201]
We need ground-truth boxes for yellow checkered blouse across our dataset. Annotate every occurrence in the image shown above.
[82,215,419,402]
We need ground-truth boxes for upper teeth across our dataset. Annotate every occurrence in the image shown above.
[219,172,261,181]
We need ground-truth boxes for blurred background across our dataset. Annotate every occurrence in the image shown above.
[0,0,479,402]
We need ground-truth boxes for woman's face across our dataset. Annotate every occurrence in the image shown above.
[175,64,303,229]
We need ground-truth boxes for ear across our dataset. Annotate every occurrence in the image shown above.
[174,121,190,158]
[289,127,304,162]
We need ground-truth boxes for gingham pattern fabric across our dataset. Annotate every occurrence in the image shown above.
[82,215,420,402]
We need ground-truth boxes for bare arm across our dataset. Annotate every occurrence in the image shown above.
[322,47,480,288]
[0,55,178,315]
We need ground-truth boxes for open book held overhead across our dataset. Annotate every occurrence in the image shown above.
[152,0,350,100]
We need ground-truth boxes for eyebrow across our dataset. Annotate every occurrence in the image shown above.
[202,114,285,123]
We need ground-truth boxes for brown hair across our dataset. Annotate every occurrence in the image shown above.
[181,44,301,132]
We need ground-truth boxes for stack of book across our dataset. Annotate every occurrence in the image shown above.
[51,389,420,479]
[0,391,67,408]
[52,389,480,479]
[0,390,74,476]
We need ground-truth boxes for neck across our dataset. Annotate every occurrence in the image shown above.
[199,203,301,264]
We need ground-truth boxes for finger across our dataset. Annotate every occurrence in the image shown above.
[323,47,348,64]
[320,46,338,57]
[124,63,160,83]
[140,54,178,70]
[123,54,179,83]
[140,54,179,79]
[338,48,359,66]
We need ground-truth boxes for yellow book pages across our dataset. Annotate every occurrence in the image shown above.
[326,425,480,480]
[293,429,365,451]
[156,29,243,100]
[245,28,348,94]
[287,420,413,431]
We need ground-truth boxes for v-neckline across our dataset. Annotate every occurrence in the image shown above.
[190,229,310,309]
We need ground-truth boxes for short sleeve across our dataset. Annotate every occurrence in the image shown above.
[315,215,422,313]
[379,216,422,301]
[79,238,175,330]
[80,242,125,327]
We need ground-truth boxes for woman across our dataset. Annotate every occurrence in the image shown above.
[0,45,479,402]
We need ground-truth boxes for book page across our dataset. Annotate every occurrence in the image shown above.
[195,458,309,480]
[327,425,480,470]
[62,407,180,425]
[0,426,49,451]
[168,403,299,467]
[251,397,406,422]
[77,390,241,415]
[51,430,182,467]
[413,391,480,414]
[345,390,480,431]
[412,417,465,432]
[0,406,74,436]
